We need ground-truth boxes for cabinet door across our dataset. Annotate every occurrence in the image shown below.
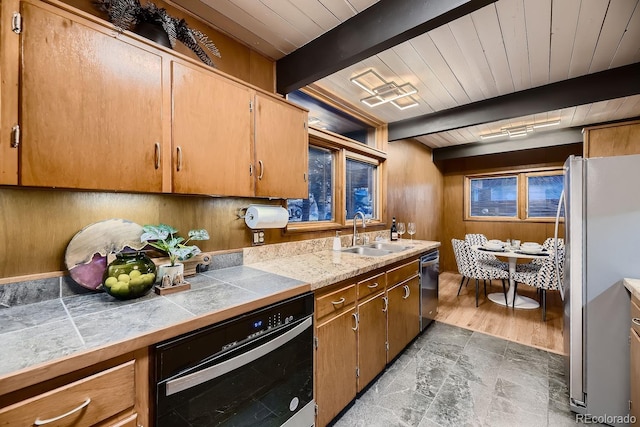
[172,61,254,196]
[632,328,640,423]
[387,276,420,362]
[316,307,357,427]
[357,291,387,392]
[20,1,163,192]
[254,93,308,198]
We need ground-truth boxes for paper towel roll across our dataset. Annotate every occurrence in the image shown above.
[244,205,289,229]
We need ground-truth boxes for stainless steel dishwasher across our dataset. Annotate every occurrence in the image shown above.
[420,249,439,330]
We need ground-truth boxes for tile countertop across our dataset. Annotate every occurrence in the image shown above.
[623,278,640,300]
[0,238,439,394]
[0,266,308,386]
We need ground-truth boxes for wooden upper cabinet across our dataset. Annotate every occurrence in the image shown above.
[254,93,308,199]
[19,0,164,192]
[583,120,640,158]
[171,61,253,196]
[2,0,309,198]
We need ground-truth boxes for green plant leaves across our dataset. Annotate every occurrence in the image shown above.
[188,229,210,241]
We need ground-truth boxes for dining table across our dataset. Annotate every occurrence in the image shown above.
[473,244,549,309]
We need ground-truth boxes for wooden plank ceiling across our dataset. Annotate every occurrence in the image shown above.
[172,0,640,151]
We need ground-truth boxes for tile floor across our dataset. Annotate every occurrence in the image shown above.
[332,321,602,427]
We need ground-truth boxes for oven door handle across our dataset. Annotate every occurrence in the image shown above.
[165,316,312,396]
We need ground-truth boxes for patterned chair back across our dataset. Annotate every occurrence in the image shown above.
[533,244,566,291]
[452,239,467,276]
[465,233,488,246]
[533,237,565,266]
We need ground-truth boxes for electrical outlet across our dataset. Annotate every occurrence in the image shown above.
[252,230,265,245]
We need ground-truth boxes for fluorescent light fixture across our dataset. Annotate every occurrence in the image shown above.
[479,119,561,141]
[532,120,561,129]
[479,131,508,141]
[350,69,419,110]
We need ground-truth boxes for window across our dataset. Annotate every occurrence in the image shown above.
[288,146,334,223]
[469,176,518,218]
[465,168,563,222]
[526,172,564,218]
[286,128,385,231]
[346,157,377,219]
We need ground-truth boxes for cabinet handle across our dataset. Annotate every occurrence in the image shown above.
[11,125,20,148]
[633,318,640,327]
[403,284,410,299]
[34,398,91,425]
[352,312,359,331]
[367,282,379,289]
[304,172,307,182]
[154,143,161,169]
[331,297,345,306]
[382,296,388,312]
[176,146,183,171]
[258,160,264,180]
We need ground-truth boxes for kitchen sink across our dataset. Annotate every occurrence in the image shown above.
[341,246,392,257]
[364,243,412,253]
[341,242,412,257]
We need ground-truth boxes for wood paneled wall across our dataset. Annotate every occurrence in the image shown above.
[58,0,275,91]
[386,139,443,243]
[0,187,383,280]
[439,144,582,272]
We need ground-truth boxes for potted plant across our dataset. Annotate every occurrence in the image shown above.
[93,0,221,67]
[141,224,209,283]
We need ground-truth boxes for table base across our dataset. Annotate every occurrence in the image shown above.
[487,292,540,309]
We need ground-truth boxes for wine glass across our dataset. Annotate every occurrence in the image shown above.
[397,222,405,240]
[407,222,416,241]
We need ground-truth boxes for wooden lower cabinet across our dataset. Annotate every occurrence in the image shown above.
[314,257,423,426]
[387,276,420,362]
[357,290,387,392]
[0,349,148,427]
[631,296,640,422]
[315,306,357,427]
[0,361,139,426]
[631,328,639,423]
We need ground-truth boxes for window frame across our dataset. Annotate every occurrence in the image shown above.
[522,170,565,221]
[464,167,564,223]
[286,127,386,233]
[465,174,519,220]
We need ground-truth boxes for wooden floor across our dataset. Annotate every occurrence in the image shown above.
[435,271,565,355]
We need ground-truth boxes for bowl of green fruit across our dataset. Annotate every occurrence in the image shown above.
[102,251,156,300]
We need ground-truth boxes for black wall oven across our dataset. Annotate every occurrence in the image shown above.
[154,292,314,426]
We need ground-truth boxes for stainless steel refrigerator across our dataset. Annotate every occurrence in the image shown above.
[561,154,640,425]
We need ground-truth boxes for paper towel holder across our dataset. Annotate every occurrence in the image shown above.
[236,207,249,219]
[238,204,289,230]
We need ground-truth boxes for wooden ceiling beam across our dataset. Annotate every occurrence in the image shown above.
[389,62,640,141]
[275,0,497,95]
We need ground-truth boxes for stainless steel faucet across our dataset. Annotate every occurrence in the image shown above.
[352,212,366,246]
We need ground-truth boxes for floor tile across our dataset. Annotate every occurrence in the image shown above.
[331,322,588,427]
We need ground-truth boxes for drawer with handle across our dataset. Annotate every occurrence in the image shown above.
[357,273,386,299]
[0,360,135,426]
[316,284,356,321]
[386,259,419,286]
